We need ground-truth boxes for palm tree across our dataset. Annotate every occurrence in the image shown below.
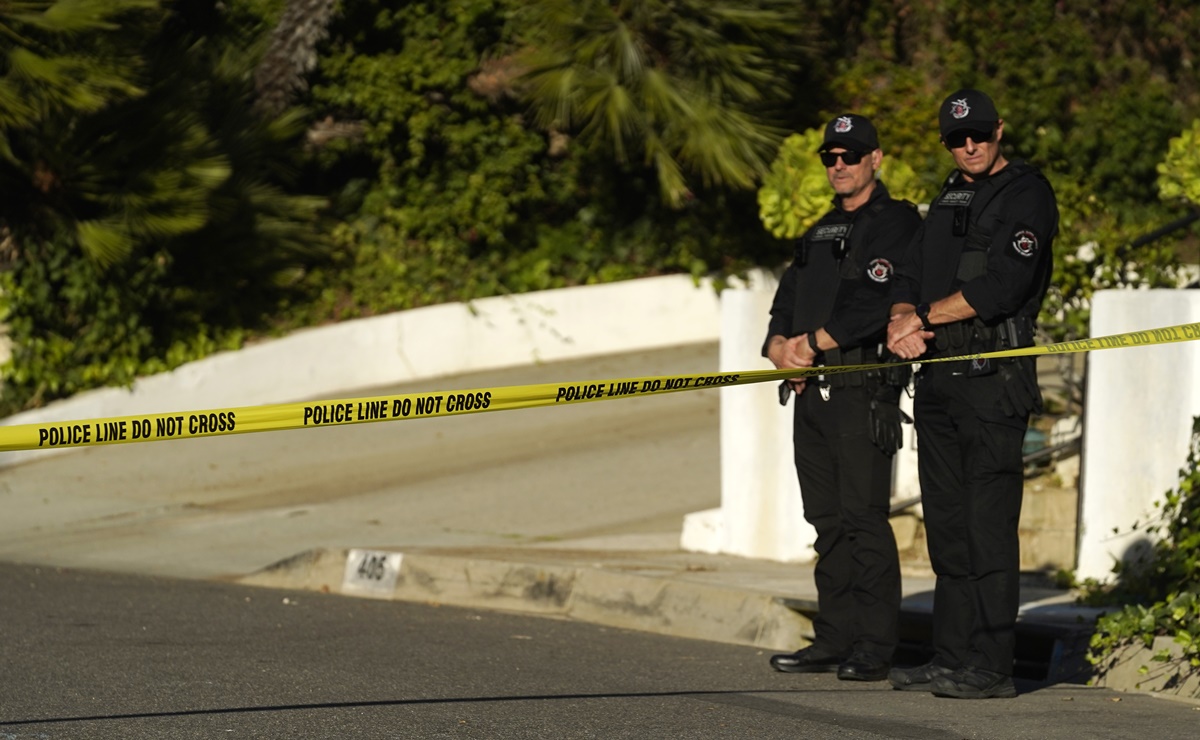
[517,0,807,206]
[0,0,329,412]
[253,0,339,117]
[2,0,327,269]
[0,0,158,264]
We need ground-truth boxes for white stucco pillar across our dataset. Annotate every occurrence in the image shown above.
[1076,289,1200,582]
[681,270,817,562]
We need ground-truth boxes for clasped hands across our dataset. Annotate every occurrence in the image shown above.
[767,333,819,394]
[887,306,935,359]
[770,312,934,392]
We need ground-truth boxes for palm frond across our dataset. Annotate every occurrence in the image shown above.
[517,0,806,203]
[76,219,133,264]
[10,0,158,33]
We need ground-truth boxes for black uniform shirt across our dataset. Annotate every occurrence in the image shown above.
[765,182,922,354]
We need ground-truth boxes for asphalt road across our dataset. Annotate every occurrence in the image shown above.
[3,562,1198,740]
[4,344,1199,736]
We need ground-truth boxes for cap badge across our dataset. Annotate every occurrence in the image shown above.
[950,98,971,119]
[834,116,854,133]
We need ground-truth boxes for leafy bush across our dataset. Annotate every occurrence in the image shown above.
[1159,119,1200,206]
[288,0,788,325]
[287,0,584,319]
[0,235,247,410]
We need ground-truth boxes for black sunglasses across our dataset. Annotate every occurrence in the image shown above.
[819,149,870,167]
[943,127,996,149]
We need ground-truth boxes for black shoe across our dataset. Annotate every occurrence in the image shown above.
[837,652,890,682]
[930,666,1017,699]
[887,661,956,692]
[769,646,845,673]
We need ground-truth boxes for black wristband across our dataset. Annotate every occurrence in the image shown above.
[807,331,822,355]
[916,303,934,331]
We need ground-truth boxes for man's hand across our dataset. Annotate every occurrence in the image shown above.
[889,332,928,359]
[887,308,933,359]
[767,334,812,393]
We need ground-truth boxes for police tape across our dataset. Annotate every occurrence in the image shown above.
[2,320,1199,453]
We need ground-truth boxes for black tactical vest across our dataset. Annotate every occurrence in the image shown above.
[923,161,1055,355]
[794,194,916,378]
[925,162,1036,296]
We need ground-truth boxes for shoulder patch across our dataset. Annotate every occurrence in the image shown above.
[866,258,893,283]
[1010,227,1039,258]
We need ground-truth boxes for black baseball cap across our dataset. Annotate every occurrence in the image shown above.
[819,114,879,152]
[939,89,999,137]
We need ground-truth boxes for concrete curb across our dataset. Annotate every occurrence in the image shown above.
[237,545,1200,703]
[238,547,813,652]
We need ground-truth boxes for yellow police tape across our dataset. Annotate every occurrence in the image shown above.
[2,321,1199,453]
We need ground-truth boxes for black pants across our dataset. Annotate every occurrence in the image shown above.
[914,364,1026,675]
[793,383,900,660]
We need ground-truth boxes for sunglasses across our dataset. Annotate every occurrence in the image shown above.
[819,150,870,167]
[943,127,996,149]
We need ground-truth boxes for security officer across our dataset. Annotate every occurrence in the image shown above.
[886,89,1058,699]
[765,114,921,682]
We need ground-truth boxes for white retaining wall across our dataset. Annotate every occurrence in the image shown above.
[0,275,724,469]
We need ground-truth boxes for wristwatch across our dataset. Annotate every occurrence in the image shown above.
[916,303,934,331]
[807,331,822,355]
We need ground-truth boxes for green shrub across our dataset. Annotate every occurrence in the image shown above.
[0,235,245,413]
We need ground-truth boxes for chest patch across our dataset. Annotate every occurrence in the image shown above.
[938,190,975,207]
[810,223,850,242]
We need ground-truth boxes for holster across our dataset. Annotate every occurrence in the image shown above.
[966,324,998,377]
[880,357,913,390]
